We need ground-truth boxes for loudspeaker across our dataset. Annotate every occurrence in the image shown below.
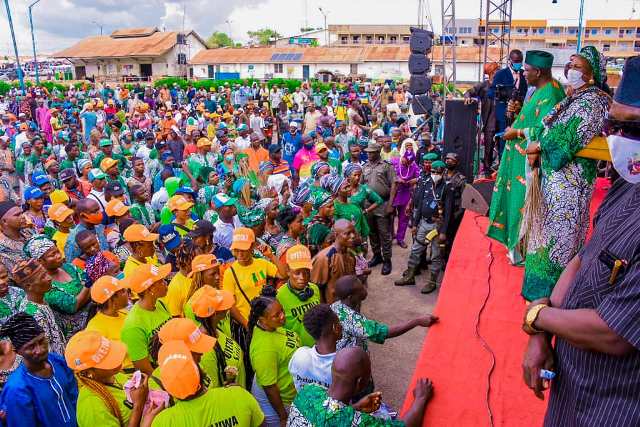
[461,180,495,216]
[444,99,478,183]
[409,74,432,95]
[408,53,431,74]
[411,95,433,115]
[409,27,434,53]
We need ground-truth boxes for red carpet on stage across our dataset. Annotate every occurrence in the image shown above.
[400,178,610,427]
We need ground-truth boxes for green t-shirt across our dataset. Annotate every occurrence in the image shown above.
[121,301,172,363]
[276,283,321,347]
[289,383,405,426]
[249,326,300,405]
[151,385,264,427]
[76,372,132,427]
[200,332,246,390]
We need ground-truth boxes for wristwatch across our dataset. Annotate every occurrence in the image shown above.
[525,304,548,333]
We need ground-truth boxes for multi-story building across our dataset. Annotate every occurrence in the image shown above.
[328,25,412,46]
[443,18,481,46]
[480,19,640,57]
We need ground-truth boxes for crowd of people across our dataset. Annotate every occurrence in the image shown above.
[0,75,455,426]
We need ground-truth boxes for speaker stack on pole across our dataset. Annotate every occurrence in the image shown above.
[409,27,434,115]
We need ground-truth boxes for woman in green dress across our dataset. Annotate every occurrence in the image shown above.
[305,190,335,256]
[520,46,610,301]
[25,236,91,340]
[322,174,369,239]
[487,50,566,263]
[343,163,384,215]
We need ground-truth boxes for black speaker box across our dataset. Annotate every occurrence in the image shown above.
[443,99,478,183]
[411,95,433,115]
[461,180,495,216]
[409,27,434,54]
[409,74,432,95]
[408,54,431,74]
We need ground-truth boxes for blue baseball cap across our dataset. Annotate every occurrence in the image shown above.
[24,186,44,201]
[175,186,196,198]
[158,224,181,251]
[161,152,174,162]
[32,173,50,187]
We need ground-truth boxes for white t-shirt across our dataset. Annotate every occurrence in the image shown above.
[213,215,242,249]
[288,346,335,391]
[235,136,250,151]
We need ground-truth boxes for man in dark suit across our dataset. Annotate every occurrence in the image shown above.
[490,49,528,157]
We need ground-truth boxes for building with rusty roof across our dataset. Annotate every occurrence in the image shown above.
[190,45,503,82]
[52,27,207,81]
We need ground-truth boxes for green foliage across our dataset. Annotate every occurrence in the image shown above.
[432,82,462,96]
[206,32,236,48]
[247,28,281,45]
[265,78,301,92]
[0,81,10,96]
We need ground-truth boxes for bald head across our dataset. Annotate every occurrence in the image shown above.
[331,347,371,398]
[334,275,360,300]
[75,198,99,214]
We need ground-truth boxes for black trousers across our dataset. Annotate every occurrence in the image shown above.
[368,214,393,261]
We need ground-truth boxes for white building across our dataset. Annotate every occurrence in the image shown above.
[53,27,207,81]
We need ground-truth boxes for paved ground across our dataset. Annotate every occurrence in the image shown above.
[362,241,440,410]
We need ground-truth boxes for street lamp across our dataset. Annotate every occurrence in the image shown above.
[225,19,233,37]
[318,7,329,45]
[3,0,25,93]
[28,0,42,85]
[92,20,104,36]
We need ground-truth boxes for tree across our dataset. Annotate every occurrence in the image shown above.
[247,28,282,45]
[206,32,235,48]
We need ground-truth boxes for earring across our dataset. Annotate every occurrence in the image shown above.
[588,78,594,85]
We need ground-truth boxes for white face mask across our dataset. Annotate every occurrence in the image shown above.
[608,134,640,183]
[566,69,586,90]
[431,173,442,184]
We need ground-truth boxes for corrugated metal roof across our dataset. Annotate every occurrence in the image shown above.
[329,24,412,34]
[190,46,501,65]
[110,27,159,38]
[53,30,200,59]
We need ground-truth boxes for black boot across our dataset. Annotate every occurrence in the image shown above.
[394,268,416,286]
[368,254,383,268]
[381,260,392,275]
[421,271,438,294]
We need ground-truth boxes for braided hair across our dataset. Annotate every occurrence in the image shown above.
[76,372,124,426]
[175,238,196,273]
[197,316,228,387]
[303,304,339,340]
[247,285,278,344]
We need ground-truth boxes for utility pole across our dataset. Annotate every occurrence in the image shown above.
[318,7,329,45]
[92,20,104,36]
[576,0,585,52]
[28,0,42,85]
[3,0,25,94]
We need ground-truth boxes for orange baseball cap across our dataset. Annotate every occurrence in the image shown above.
[158,340,201,399]
[105,199,130,217]
[90,275,128,304]
[48,203,74,222]
[100,157,119,172]
[189,285,234,318]
[123,224,159,243]
[64,330,127,372]
[230,227,255,250]
[286,244,313,270]
[168,195,194,212]
[129,263,171,294]
[159,318,216,353]
[187,254,219,278]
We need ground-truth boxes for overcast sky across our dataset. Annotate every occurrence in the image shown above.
[0,0,637,55]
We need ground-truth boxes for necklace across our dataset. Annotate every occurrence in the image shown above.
[398,161,411,180]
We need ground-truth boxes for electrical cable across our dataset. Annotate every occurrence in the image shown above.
[472,212,497,427]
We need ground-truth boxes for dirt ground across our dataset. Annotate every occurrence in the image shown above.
[362,241,440,410]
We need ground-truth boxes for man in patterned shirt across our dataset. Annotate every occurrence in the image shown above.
[287,347,433,426]
[330,275,438,352]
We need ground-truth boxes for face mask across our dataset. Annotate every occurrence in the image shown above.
[83,212,103,225]
[607,134,640,183]
[566,69,586,90]
[431,173,442,184]
[511,62,522,72]
[225,155,234,162]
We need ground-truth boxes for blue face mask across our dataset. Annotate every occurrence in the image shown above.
[511,62,522,72]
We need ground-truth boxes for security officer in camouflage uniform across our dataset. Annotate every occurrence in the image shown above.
[362,141,397,275]
[443,152,466,258]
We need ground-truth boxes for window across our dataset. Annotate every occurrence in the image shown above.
[591,29,598,35]
[366,35,373,44]
[603,44,611,51]
[389,36,397,44]
[605,29,612,35]
[553,28,561,34]
[340,36,348,44]
[626,29,633,34]
[568,27,577,34]
[492,28,499,34]
[352,35,360,44]
[274,63,283,73]
[350,64,358,75]
[378,36,385,44]
[532,28,537,34]
[177,33,187,44]
[402,36,410,42]
[538,28,545,34]
[177,53,187,65]
[517,28,523,33]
